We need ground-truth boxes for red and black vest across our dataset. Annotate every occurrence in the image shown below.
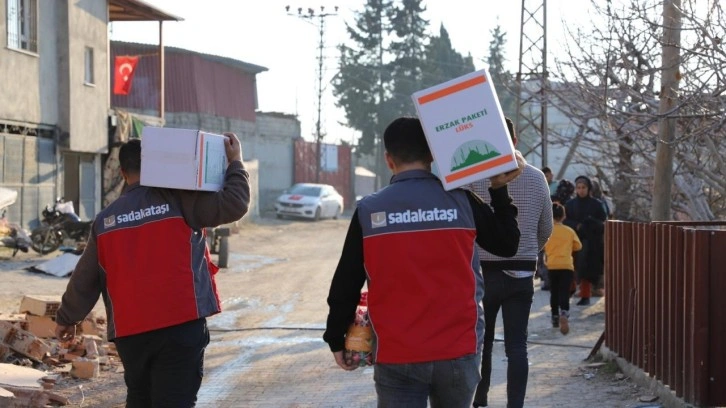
[356,170,484,364]
[94,184,220,339]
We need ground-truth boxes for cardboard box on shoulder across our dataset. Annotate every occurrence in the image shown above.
[411,68,518,190]
[140,127,228,192]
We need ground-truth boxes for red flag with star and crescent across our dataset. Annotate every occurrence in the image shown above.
[113,56,139,95]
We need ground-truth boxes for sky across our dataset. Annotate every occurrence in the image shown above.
[110,0,599,145]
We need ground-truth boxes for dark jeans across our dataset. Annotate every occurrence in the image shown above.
[549,269,574,316]
[474,270,534,408]
[374,352,481,408]
[536,250,549,289]
[114,318,210,408]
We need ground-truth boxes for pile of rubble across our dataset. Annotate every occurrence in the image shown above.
[0,295,120,406]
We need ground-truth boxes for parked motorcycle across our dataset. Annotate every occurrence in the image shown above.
[30,198,92,255]
[0,187,32,256]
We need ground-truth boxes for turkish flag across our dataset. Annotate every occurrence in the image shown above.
[113,56,139,95]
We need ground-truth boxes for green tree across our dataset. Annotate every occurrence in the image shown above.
[387,0,429,116]
[422,24,476,88]
[333,0,392,157]
[487,24,516,119]
[334,0,431,187]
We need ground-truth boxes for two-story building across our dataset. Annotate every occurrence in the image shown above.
[0,0,177,228]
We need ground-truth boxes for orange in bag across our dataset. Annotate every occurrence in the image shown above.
[345,325,372,352]
[344,291,374,366]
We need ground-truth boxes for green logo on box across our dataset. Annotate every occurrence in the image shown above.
[450,140,500,172]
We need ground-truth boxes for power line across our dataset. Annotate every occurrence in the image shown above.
[287,5,339,183]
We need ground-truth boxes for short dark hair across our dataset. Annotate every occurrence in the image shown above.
[383,117,432,165]
[542,166,552,174]
[552,202,565,220]
[505,117,516,141]
[119,139,141,174]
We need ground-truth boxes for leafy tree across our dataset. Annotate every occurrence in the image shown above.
[334,0,430,187]
[387,0,429,116]
[487,24,516,119]
[333,0,392,158]
[422,24,475,89]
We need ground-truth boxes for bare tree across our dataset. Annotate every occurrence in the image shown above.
[546,0,726,221]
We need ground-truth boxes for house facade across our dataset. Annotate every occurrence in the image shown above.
[110,41,304,214]
[0,0,177,228]
[2,0,346,227]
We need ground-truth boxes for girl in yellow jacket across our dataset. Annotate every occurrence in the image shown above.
[544,203,582,335]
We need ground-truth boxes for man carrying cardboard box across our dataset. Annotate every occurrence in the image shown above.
[55,133,250,407]
[324,117,524,407]
[469,118,553,408]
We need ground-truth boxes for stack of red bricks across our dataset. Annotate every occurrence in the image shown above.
[0,295,119,406]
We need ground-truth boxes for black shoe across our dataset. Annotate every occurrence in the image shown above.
[576,297,591,306]
[551,315,559,328]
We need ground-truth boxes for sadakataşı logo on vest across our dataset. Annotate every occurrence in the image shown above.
[371,212,387,228]
[371,208,458,228]
[110,204,171,227]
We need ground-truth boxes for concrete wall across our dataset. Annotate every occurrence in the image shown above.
[39,1,60,126]
[0,0,42,124]
[0,0,107,221]
[65,0,108,154]
[163,111,300,214]
[254,113,298,212]
[165,112,257,146]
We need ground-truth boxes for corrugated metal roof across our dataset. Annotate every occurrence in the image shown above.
[111,41,265,121]
[108,0,182,21]
[111,41,268,74]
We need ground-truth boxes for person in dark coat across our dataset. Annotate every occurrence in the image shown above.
[563,176,607,306]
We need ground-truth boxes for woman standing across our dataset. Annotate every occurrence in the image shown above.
[564,176,607,306]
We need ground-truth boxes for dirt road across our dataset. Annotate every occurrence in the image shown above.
[1,216,648,407]
[0,216,352,407]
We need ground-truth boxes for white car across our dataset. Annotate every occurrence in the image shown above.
[275,183,344,220]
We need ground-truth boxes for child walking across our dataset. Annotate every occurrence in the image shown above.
[544,203,582,334]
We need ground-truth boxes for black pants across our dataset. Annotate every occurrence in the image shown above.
[548,269,574,316]
[114,318,210,408]
[474,270,534,408]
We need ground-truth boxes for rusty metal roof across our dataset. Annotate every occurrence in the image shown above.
[111,41,268,74]
[108,0,182,22]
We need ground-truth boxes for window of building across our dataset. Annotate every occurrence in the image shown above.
[6,0,38,53]
[84,47,94,85]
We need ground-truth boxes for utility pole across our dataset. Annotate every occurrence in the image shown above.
[515,0,548,167]
[651,0,682,221]
[287,5,338,183]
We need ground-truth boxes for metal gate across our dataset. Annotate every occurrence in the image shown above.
[0,133,57,229]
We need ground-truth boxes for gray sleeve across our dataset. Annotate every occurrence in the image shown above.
[56,228,102,326]
[176,160,251,229]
